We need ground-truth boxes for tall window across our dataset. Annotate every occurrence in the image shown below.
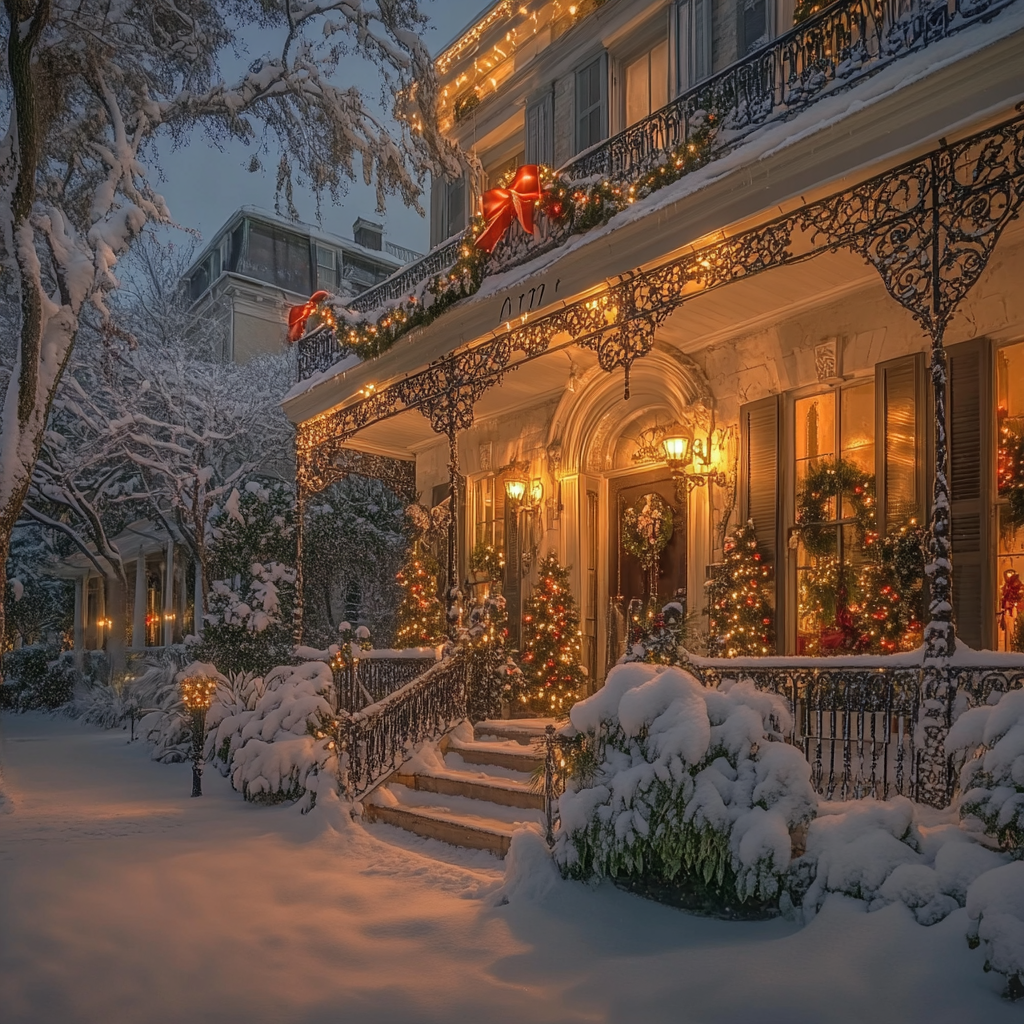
[429,174,468,247]
[794,382,876,654]
[997,340,1024,652]
[575,56,607,153]
[316,245,338,292]
[677,0,713,90]
[624,40,669,127]
[740,0,769,54]
[473,475,506,553]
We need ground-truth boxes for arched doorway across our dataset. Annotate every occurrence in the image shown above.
[548,347,715,684]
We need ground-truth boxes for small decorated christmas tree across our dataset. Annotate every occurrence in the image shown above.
[518,553,586,715]
[394,548,446,647]
[704,519,776,657]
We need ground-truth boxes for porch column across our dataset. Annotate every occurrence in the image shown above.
[918,322,956,808]
[73,577,84,654]
[162,538,174,647]
[133,556,147,649]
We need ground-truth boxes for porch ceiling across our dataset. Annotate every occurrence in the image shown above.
[338,346,601,458]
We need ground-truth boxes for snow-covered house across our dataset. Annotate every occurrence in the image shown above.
[184,208,421,364]
[54,519,198,653]
[283,0,1024,684]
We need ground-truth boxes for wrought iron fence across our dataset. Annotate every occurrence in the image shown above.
[336,652,468,800]
[695,662,922,800]
[538,657,1024,824]
[333,654,439,712]
[560,0,1014,183]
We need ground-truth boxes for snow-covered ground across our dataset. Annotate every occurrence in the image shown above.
[0,712,1016,1024]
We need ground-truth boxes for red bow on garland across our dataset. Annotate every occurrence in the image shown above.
[287,289,330,343]
[475,164,543,254]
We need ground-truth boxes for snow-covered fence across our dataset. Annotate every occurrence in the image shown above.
[337,652,468,801]
[684,650,1024,807]
[333,649,440,712]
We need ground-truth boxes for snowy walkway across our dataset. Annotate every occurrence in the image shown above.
[0,712,1014,1024]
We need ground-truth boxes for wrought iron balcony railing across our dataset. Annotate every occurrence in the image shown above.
[560,0,1013,183]
[295,0,1018,382]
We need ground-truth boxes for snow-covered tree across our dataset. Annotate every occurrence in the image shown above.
[0,0,461,668]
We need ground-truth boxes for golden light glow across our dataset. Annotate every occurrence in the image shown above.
[661,434,692,465]
[180,676,219,712]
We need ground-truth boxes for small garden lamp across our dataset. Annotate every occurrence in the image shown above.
[180,675,218,797]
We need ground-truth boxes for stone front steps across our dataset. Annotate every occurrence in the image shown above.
[363,719,556,857]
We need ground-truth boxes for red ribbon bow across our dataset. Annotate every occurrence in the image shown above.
[475,165,542,254]
[287,290,330,342]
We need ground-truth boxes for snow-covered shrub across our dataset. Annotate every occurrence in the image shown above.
[556,664,816,910]
[204,670,268,775]
[966,861,1024,999]
[192,480,297,677]
[948,688,1024,857]
[220,661,337,810]
[135,659,208,763]
[0,643,73,710]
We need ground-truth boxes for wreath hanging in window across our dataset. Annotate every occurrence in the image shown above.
[622,493,675,568]
[796,457,878,555]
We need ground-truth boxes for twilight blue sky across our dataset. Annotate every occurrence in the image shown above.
[155,0,484,257]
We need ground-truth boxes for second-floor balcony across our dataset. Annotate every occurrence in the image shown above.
[295,0,1021,383]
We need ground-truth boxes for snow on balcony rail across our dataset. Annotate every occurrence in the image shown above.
[294,0,1019,384]
[559,0,1018,183]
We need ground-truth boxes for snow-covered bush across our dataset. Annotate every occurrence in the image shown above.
[217,661,337,810]
[135,660,198,762]
[966,861,1024,999]
[204,670,268,775]
[193,481,297,676]
[556,664,816,910]
[948,688,1024,857]
[0,644,65,709]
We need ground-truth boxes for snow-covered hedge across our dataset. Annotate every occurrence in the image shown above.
[966,861,1024,998]
[555,664,816,908]
[948,688,1024,857]
[209,660,337,810]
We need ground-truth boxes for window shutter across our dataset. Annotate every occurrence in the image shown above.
[740,394,781,649]
[947,338,993,650]
[526,91,554,167]
[876,353,926,535]
[429,176,445,248]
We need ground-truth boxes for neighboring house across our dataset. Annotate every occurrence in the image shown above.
[55,520,198,653]
[184,207,421,363]
[286,0,1023,683]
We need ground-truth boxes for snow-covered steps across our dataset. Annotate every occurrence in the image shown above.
[362,719,553,858]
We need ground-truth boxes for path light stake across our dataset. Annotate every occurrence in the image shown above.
[180,676,218,797]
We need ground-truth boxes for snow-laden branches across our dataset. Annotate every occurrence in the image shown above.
[0,0,459,657]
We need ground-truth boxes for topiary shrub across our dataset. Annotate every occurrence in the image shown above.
[555,664,816,916]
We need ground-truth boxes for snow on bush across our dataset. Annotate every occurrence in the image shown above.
[948,688,1024,857]
[966,861,1024,997]
[499,826,563,904]
[216,661,338,811]
[556,664,816,907]
[136,660,219,763]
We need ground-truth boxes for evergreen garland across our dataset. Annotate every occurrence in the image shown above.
[518,553,586,715]
[704,520,776,657]
[793,0,828,24]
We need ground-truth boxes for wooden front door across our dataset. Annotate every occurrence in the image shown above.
[608,470,687,642]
